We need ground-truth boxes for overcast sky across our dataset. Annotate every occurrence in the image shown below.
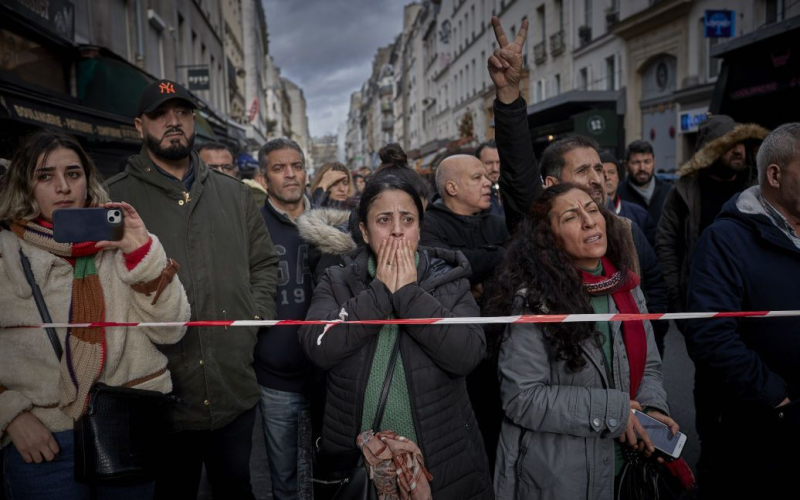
[263,0,407,138]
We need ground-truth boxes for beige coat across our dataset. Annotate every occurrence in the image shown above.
[0,231,190,447]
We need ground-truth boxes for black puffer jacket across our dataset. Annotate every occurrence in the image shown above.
[299,246,493,499]
[421,197,510,285]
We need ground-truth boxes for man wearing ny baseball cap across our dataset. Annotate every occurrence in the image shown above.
[107,79,279,499]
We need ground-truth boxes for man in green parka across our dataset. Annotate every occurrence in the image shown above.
[107,79,279,499]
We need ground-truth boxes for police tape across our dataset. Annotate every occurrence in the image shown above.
[10,309,800,331]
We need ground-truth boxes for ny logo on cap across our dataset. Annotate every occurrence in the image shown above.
[159,82,176,94]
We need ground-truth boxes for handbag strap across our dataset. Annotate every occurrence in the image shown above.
[19,248,63,361]
[371,333,402,431]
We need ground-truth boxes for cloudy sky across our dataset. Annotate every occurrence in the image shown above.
[263,0,408,138]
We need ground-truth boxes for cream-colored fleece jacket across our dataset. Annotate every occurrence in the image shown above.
[0,232,190,448]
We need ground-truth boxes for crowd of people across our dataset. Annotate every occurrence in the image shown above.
[0,15,798,500]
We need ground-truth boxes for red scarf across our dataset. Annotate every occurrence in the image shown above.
[579,256,647,397]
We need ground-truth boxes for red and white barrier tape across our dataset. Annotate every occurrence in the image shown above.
[8,310,800,331]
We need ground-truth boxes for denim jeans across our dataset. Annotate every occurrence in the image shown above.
[2,430,154,500]
[258,386,309,500]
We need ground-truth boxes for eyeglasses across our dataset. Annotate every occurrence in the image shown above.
[208,164,236,173]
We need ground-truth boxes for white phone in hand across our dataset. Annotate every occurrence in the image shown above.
[632,409,687,460]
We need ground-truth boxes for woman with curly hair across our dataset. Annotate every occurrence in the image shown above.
[486,183,679,500]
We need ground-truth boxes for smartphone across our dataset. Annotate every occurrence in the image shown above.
[632,409,687,460]
[53,208,124,243]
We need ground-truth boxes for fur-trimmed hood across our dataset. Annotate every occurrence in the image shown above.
[242,178,267,194]
[678,122,769,178]
[296,207,357,256]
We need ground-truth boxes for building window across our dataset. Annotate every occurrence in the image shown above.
[555,0,563,30]
[579,67,588,91]
[584,0,592,28]
[536,80,544,102]
[766,0,785,23]
[537,6,545,43]
[606,55,616,91]
[553,74,561,95]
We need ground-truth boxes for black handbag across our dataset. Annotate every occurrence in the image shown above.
[311,333,403,500]
[19,249,174,485]
[615,447,695,500]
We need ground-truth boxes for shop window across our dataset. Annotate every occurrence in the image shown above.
[0,29,68,94]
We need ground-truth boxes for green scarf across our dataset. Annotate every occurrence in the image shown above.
[360,254,418,442]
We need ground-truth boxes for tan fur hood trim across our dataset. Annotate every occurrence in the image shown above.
[296,208,357,256]
[678,123,769,178]
[242,178,267,194]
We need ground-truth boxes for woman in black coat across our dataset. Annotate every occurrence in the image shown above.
[299,175,493,499]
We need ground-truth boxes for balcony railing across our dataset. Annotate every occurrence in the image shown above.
[381,102,393,113]
[550,30,565,57]
[534,41,547,65]
[381,120,393,131]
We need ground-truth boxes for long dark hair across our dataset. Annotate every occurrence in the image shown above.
[484,183,634,371]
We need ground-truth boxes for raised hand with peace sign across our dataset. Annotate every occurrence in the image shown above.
[488,16,528,105]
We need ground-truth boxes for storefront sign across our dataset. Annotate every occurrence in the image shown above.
[678,107,708,134]
[188,67,210,91]
[4,0,75,41]
[2,93,140,143]
[705,10,735,38]
[573,109,618,147]
[248,98,259,123]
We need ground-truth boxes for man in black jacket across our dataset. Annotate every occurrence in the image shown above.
[488,18,668,358]
[617,140,671,234]
[420,154,509,292]
[683,123,800,498]
[256,138,332,500]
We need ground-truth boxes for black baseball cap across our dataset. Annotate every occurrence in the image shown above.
[137,79,197,116]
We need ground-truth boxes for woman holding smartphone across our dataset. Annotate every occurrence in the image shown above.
[0,130,190,499]
[486,184,679,500]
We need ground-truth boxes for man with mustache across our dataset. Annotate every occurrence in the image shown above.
[655,115,768,316]
[617,140,672,240]
[107,79,279,499]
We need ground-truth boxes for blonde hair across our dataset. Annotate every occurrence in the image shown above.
[0,130,110,223]
[310,161,354,198]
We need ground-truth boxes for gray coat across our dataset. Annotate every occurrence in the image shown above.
[495,286,668,500]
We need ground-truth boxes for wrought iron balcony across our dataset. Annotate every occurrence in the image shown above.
[534,41,547,65]
[550,30,565,57]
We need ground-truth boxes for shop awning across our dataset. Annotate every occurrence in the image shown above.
[194,111,219,144]
[0,81,140,144]
[710,16,800,129]
[525,89,624,127]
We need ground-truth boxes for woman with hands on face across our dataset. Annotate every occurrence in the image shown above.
[0,130,189,499]
[298,175,493,499]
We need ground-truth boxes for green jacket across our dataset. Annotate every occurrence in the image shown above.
[107,146,279,431]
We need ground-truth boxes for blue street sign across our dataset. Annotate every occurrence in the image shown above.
[705,10,735,38]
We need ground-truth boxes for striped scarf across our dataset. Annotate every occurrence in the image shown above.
[12,219,107,420]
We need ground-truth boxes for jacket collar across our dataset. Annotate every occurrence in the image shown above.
[295,207,356,255]
[427,194,491,221]
[125,144,209,199]
[732,187,800,252]
[341,245,472,293]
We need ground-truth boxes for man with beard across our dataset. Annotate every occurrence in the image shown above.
[476,140,504,217]
[487,15,669,353]
[617,140,671,234]
[655,115,769,316]
[107,79,279,499]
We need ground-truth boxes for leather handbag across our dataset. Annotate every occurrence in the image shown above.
[615,447,696,500]
[19,248,174,485]
[311,334,403,500]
